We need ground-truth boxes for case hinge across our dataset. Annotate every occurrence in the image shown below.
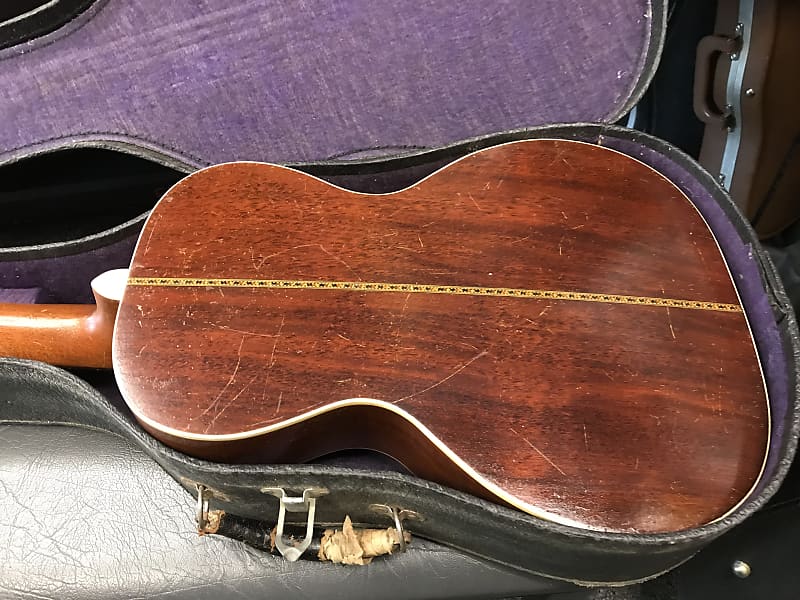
[369,503,424,552]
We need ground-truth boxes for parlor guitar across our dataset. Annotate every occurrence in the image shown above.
[0,140,769,534]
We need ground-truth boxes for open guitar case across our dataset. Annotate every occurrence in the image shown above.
[1,1,798,597]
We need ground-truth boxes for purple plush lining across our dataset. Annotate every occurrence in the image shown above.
[0,288,43,303]
[0,236,136,303]
[602,138,788,489]
[1,0,652,166]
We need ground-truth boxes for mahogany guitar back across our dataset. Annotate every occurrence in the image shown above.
[113,140,768,534]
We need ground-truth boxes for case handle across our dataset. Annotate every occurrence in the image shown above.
[693,30,742,128]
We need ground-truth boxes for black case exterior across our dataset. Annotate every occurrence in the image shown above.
[2,125,797,585]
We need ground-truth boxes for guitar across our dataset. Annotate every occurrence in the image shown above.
[0,139,768,534]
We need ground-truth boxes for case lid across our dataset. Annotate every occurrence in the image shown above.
[0,0,665,169]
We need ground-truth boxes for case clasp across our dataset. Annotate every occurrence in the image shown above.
[261,487,328,561]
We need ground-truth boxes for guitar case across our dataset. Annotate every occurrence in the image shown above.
[1,0,797,591]
[693,0,800,240]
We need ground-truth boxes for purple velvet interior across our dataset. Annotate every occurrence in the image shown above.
[1,0,653,167]
[0,288,44,303]
[0,236,136,303]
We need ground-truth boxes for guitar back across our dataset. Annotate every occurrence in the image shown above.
[113,139,768,534]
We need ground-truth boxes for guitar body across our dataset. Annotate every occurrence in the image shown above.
[113,139,768,534]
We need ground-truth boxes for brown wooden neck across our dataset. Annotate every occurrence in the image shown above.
[0,269,127,369]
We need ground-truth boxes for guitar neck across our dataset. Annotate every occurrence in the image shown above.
[0,269,127,369]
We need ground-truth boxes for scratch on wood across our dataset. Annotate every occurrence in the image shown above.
[249,248,260,270]
[468,193,486,212]
[275,391,283,415]
[199,336,246,419]
[142,213,161,255]
[254,243,317,269]
[393,351,488,403]
[509,427,567,476]
[211,324,278,338]
[583,424,589,451]
[268,316,286,370]
[510,235,531,245]
[317,244,362,281]
[292,197,303,215]
[253,243,362,280]
[303,399,329,412]
[524,305,551,327]
[417,234,424,248]
[558,233,567,256]
[393,293,412,361]
[255,316,287,417]
[665,307,676,340]
[694,242,706,266]
[395,293,411,331]
[206,372,259,431]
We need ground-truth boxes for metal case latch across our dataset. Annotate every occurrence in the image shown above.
[261,487,328,561]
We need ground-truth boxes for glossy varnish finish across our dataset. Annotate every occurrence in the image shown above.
[0,277,119,368]
[114,140,768,533]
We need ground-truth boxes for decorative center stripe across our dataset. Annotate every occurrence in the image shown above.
[126,277,742,313]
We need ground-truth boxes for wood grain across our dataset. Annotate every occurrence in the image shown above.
[110,139,768,533]
[0,281,118,368]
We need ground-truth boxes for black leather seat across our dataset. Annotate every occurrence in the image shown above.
[0,423,661,599]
